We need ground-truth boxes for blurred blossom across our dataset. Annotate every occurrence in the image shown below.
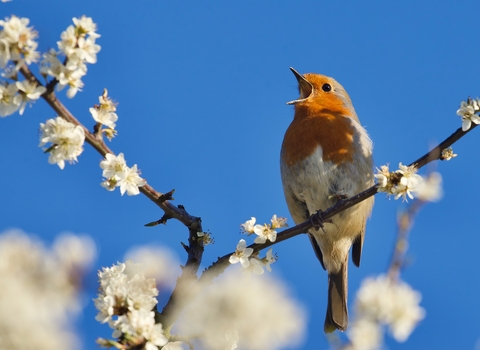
[124,245,180,288]
[0,229,95,350]
[348,275,425,348]
[177,271,306,350]
[416,172,443,202]
[347,318,382,350]
[163,341,187,350]
[53,233,96,272]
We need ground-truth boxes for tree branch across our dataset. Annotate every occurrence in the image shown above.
[200,120,477,284]
[19,64,206,330]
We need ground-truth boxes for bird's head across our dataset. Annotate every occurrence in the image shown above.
[287,67,356,119]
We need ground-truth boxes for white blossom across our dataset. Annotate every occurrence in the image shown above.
[243,257,265,275]
[89,88,118,130]
[72,15,100,38]
[229,239,253,268]
[0,81,19,116]
[457,99,480,131]
[100,153,127,180]
[441,147,457,161]
[39,117,85,169]
[57,25,77,56]
[375,163,425,202]
[99,153,145,195]
[94,260,159,325]
[240,217,256,234]
[39,16,100,99]
[263,248,275,272]
[270,214,288,229]
[0,38,10,68]
[393,163,423,201]
[14,80,46,115]
[117,164,146,196]
[76,35,101,63]
[95,260,169,350]
[253,223,277,244]
[0,15,39,67]
[374,164,390,189]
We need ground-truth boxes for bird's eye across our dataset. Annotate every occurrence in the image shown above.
[322,83,332,92]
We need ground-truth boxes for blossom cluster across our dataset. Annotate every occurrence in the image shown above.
[375,163,443,202]
[39,116,85,169]
[90,88,118,139]
[229,239,276,275]
[348,275,425,350]
[229,215,287,274]
[40,16,101,98]
[100,153,146,196]
[240,214,287,244]
[177,271,306,350]
[375,163,423,201]
[0,15,39,69]
[0,229,95,350]
[0,16,45,117]
[456,97,480,131]
[94,260,168,350]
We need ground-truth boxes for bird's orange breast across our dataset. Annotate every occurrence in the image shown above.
[282,105,355,167]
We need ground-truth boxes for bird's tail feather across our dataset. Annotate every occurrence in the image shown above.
[324,261,348,333]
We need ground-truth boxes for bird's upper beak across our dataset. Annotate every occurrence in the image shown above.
[286,67,313,105]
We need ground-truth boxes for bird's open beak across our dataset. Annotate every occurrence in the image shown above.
[286,67,313,105]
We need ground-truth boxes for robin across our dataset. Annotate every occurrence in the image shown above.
[280,68,374,332]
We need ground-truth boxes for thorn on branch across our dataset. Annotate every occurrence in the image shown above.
[158,189,175,202]
[144,213,172,227]
[181,242,190,253]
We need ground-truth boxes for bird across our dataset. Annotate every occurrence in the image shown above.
[280,67,374,333]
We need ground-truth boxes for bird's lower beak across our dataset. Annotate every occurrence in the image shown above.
[287,67,313,105]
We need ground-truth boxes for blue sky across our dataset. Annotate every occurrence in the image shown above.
[1,1,480,349]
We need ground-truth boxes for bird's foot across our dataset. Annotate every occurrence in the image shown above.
[310,210,333,233]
